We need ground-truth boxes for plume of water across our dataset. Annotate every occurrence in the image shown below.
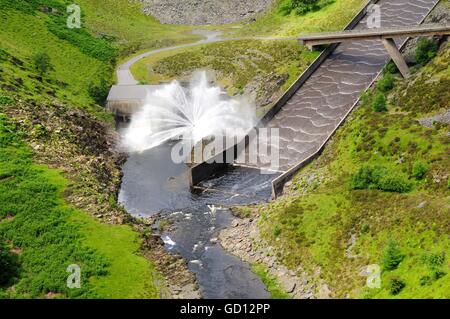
[122,72,256,153]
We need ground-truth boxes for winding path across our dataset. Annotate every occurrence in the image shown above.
[116,30,297,85]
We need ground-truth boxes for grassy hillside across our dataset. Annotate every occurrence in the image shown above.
[131,39,319,112]
[0,0,180,298]
[256,42,450,298]
[227,0,367,37]
[76,0,199,57]
[0,114,160,298]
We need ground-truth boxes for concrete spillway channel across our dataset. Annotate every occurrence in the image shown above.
[257,0,441,196]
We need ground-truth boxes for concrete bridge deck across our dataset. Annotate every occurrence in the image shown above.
[249,0,440,191]
[298,24,450,47]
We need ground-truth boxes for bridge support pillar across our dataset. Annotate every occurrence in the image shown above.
[382,38,411,78]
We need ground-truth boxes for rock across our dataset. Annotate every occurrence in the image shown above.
[417,201,427,209]
[279,277,296,294]
[139,0,274,25]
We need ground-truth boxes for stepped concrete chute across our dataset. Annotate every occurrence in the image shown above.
[248,0,440,197]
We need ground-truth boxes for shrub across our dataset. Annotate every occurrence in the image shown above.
[389,277,406,295]
[412,161,429,180]
[88,78,110,105]
[0,93,13,106]
[372,94,387,112]
[420,275,432,286]
[378,173,413,193]
[0,242,18,286]
[351,166,412,193]
[383,240,404,271]
[32,52,53,76]
[416,38,438,66]
[273,225,282,237]
[280,0,323,16]
[383,62,398,75]
[377,73,395,92]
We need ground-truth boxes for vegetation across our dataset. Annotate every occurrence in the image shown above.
[231,0,366,37]
[280,0,333,16]
[0,114,161,298]
[252,264,291,299]
[0,242,19,287]
[412,161,429,180]
[350,166,413,193]
[32,52,53,76]
[372,94,387,112]
[416,38,439,66]
[131,40,318,107]
[382,241,405,271]
[257,42,450,298]
[0,0,177,298]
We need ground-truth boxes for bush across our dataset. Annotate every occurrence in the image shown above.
[383,62,398,75]
[372,94,387,112]
[383,240,404,271]
[0,93,13,106]
[378,173,413,193]
[273,225,282,237]
[377,73,395,92]
[351,166,412,193]
[0,242,18,286]
[280,0,323,16]
[389,277,406,295]
[412,161,429,180]
[32,52,53,76]
[88,78,110,105]
[416,38,438,66]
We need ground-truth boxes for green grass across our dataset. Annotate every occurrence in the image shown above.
[0,114,161,298]
[252,264,291,299]
[229,0,367,37]
[76,0,200,57]
[0,0,114,116]
[131,39,319,111]
[257,43,450,298]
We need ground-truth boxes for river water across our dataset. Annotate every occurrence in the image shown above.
[118,142,278,299]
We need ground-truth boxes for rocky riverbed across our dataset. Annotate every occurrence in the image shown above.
[139,0,274,25]
[219,214,332,299]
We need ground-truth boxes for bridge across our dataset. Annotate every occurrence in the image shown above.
[299,24,450,78]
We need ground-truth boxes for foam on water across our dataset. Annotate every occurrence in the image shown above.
[122,71,256,153]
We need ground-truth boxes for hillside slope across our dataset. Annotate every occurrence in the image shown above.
[0,0,196,298]
[252,41,449,298]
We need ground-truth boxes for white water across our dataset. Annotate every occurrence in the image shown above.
[122,72,256,153]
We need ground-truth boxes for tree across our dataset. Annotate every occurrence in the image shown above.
[0,242,18,286]
[372,93,387,112]
[416,38,438,66]
[32,52,53,76]
[281,0,321,16]
[88,78,110,105]
[383,240,404,271]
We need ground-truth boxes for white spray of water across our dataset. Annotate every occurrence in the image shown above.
[122,72,256,153]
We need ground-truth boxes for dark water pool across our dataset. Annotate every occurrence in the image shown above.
[118,143,278,299]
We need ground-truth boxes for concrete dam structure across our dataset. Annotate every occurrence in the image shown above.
[252,0,441,195]
[109,0,442,196]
